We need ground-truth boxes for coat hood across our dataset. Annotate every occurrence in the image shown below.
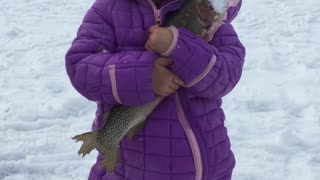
[226,0,242,23]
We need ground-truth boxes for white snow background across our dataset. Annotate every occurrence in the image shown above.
[0,0,319,179]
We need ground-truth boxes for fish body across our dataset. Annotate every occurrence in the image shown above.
[72,97,164,173]
[73,0,230,173]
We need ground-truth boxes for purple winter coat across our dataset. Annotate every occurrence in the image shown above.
[65,0,245,179]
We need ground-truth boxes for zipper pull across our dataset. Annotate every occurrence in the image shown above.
[155,9,161,25]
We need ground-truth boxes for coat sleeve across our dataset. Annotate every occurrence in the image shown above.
[162,1,245,99]
[65,0,156,106]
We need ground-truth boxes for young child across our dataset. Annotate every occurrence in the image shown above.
[65,0,245,179]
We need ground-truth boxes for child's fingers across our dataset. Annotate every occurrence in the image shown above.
[158,86,176,96]
[169,83,179,90]
[154,86,167,96]
[157,90,170,97]
[166,87,175,95]
[173,76,184,86]
[145,41,154,52]
[145,42,151,51]
[155,85,177,96]
[149,25,159,33]
[155,58,172,66]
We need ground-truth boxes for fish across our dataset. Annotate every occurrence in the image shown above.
[165,0,229,40]
[72,0,230,174]
[72,96,164,173]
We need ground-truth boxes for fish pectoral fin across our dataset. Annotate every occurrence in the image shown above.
[127,121,146,141]
[100,147,119,174]
[72,131,98,157]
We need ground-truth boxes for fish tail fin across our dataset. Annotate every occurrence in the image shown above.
[127,121,146,141]
[72,131,98,157]
[100,147,119,173]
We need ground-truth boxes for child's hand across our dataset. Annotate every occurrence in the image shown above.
[145,25,173,54]
[152,57,184,96]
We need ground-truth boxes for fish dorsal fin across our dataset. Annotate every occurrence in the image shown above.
[103,111,110,121]
[103,105,123,121]
[103,105,126,121]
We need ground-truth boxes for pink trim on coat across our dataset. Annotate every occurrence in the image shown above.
[175,92,203,180]
[108,65,122,104]
[161,26,179,57]
[183,55,217,88]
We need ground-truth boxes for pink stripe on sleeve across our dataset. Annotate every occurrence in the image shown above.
[183,55,217,88]
[108,65,122,104]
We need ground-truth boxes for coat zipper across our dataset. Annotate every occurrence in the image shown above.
[147,1,204,179]
[147,0,180,25]
[155,9,161,25]
[175,92,203,180]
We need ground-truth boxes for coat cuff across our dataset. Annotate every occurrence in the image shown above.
[160,26,179,57]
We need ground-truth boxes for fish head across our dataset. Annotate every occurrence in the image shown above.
[194,0,230,41]
[195,0,229,27]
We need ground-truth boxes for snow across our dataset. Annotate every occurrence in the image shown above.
[210,0,228,13]
[0,0,319,180]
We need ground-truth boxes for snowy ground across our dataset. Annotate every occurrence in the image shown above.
[0,0,319,179]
